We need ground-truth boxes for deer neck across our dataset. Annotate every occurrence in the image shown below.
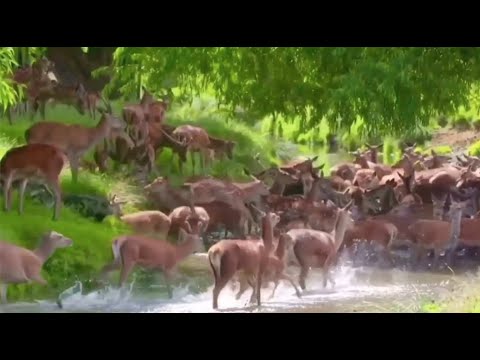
[174,235,199,262]
[275,236,286,260]
[87,118,112,150]
[34,241,56,264]
[261,216,274,253]
[332,212,350,253]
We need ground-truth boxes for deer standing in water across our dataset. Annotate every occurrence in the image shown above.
[287,200,354,290]
[207,209,280,310]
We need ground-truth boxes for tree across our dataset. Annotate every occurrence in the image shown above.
[104,47,480,135]
[0,47,22,114]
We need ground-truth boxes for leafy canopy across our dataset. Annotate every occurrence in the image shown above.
[103,47,480,135]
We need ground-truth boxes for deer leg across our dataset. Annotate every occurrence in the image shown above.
[3,174,13,212]
[269,279,280,300]
[29,99,38,122]
[0,284,8,304]
[164,270,174,299]
[6,106,13,125]
[119,259,135,288]
[235,274,250,300]
[279,272,302,298]
[48,177,62,221]
[298,265,310,291]
[212,276,231,310]
[40,101,46,121]
[190,150,196,175]
[31,273,48,286]
[69,157,80,183]
[18,178,28,215]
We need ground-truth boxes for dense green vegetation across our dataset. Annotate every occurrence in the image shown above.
[3,47,480,308]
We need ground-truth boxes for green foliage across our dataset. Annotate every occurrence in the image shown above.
[0,48,21,113]
[468,140,480,156]
[104,47,480,135]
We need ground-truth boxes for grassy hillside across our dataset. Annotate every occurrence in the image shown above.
[0,96,319,302]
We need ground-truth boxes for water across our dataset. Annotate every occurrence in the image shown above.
[0,254,470,313]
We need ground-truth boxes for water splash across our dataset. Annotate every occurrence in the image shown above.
[0,264,458,313]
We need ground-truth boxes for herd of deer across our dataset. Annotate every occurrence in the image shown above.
[2,56,480,311]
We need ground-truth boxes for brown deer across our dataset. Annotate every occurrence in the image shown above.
[29,82,89,121]
[207,209,280,309]
[172,125,212,174]
[168,205,210,249]
[234,232,302,301]
[87,91,101,120]
[288,200,354,290]
[207,135,236,161]
[100,217,205,298]
[407,199,465,269]
[0,230,73,306]
[0,143,68,220]
[343,219,399,265]
[25,103,128,183]
[108,195,172,239]
[144,177,255,236]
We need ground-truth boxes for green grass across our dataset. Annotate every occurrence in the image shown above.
[0,96,316,302]
[468,140,480,157]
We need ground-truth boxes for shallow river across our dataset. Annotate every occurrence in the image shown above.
[0,252,474,313]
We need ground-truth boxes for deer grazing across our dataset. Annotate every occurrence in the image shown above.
[0,230,73,306]
[168,205,210,246]
[0,143,68,220]
[287,200,354,290]
[207,209,280,309]
[100,213,205,298]
[25,101,129,183]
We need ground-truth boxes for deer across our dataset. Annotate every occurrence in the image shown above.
[0,230,73,307]
[172,125,212,174]
[87,91,101,120]
[5,57,58,124]
[25,101,129,183]
[287,200,354,290]
[144,177,256,236]
[342,219,399,266]
[108,195,172,239]
[0,143,68,220]
[207,209,280,309]
[407,199,465,269]
[234,232,302,301]
[29,82,90,121]
[207,135,236,161]
[168,205,210,249]
[249,167,300,195]
[99,212,205,298]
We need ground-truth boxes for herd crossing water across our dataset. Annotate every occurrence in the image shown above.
[0,252,470,313]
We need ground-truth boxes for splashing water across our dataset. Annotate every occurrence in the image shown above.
[0,262,461,313]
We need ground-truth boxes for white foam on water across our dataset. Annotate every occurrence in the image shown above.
[0,263,453,313]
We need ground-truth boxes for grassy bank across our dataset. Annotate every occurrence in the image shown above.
[0,96,317,302]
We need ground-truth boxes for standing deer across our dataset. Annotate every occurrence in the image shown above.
[100,216,205,298]
[0,143,68,220]
[25,102,129,183]
[207,209,280,309]
[0,230,73,306]
[288,200,354,290]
